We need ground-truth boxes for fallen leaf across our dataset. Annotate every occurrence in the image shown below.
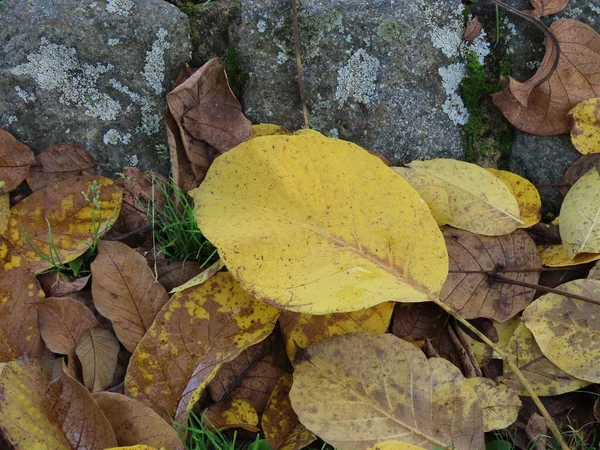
[170,258,224,293]
[486,169,541,228]
[76,327,120,392]
[38,296,100,355]
[105,446,163,450]
[394,160,522,235]
[391,302,449,342]
[1,174,122,273]
[166,111,202,191]
[463,17,483,41]
[559,167,600,257]
[441,227,541,321]
[589,261,600,280]
[91,240,170,352]
[525,413,547,450]
[560,154,600,197]
[522,278,600,382]
[0,130,35,193]
[261,373,316,450]
[539,244,600,267]
[203,398,260,432]
[498,323,589,396]
[492,20,600,135]
[93,392,184,450]
[569,98,600,155]
[37,272,90,297]
[289,333,484,450]
[27,144,96,191]
[462,316,521,367]
[0,358,117,449]
[153,259,202,291]
[0,194,8,235]
[367,443,427,450]
[190,130,448,314]
[279,302,394,361]
[124,272,280,423]
[464,378,521,432]
[528,0,569,17]
[251,124,292,138]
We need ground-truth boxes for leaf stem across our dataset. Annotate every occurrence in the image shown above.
[291,0,310,129]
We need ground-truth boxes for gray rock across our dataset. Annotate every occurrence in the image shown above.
[234,0,476,163]
[0,0,191,176]
[508,133,580,214]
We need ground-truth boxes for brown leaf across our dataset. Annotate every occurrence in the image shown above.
[37,272,90,297]
[76,327,120,392]
[440,227,542,321]
[0,130,35,193]
[391,302,449,341]
[528,0,569,17]
[0,266,45,361]
[203,398,260,432]
[154,259,203,292]
[463,17,483,41]
[166,110,203,191]
[493,19,600,135]
[525,413,547,450]
[27,144,96,191]
[93,392,184,450]
[0,358,117,449]
[38,297,100,355]
[207,333,289,414]
[262,373,317,450]
[91,240,170,352]
[561,154,600,197]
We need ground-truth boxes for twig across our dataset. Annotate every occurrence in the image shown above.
[291,0,310,129]
[453,322,483,377]
[448,324,481,378]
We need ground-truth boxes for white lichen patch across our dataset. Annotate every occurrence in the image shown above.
[127,154,139,166]
[142,28,171,95]
[14,86,36,103]
[107,38,121,46]
[465,29,491,65]
[106,0,134,16]
[7,115,17,124]
[276,52,288,65]
[592,5,600,14]
[335,49,381,106]
[108,78,161,135]
[421,1,465,58]
[438,63,469,126]
[103,129,132,145]
[257,19,267,33]
[10,38,121,121]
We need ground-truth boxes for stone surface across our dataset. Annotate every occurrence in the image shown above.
[233,0,479,164]
[0,0,191,176]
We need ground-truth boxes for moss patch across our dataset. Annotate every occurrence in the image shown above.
[221,48,248,98]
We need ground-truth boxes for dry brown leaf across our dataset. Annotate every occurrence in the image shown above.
[440,227,542,321]
[528,0,569,17]
[94,392,184,450]
[493,19,600,135]
[560,154,600,197]
[38,296,100,355]
[154,259,203,292]
[0,358,117,449]
[463,17,483,41]
[203,398,260,432]
[37,272,90,298]
[76,327,120,392]
[391,302,449,342]
[525,413,547,450]
[166,111,203,191]
[0,130,35,193]
[27,144,96,191]
[91,240,169,352]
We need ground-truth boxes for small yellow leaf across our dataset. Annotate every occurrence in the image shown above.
[464,378,521,432]
[170,259,224,293]
[569,98,600,155]
[367,442,427,450]
[204,398,259,432]
[395,159,523,236]
[539,244,600,267]
[251,124,291,138]
[486,169,541,228]
[559,167,600,257]
[0,194,8,235]
[522,278,600,383]
[190,130,448,314]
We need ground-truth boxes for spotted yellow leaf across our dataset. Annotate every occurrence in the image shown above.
[251,124,291,138]
[190,130,448,314]
[539,244,600,267]
[486,169,541,228]
[464,378,521,432]
[569,98,600,155]
[367,442,427,450]
[204,398,259,432]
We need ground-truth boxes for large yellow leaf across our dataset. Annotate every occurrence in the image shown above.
[498,323,589,396]
[0,359,117,450]
[190,130,448,314]
[289,333,484,450]
[279,302,394,361]
[560,167,600,257]
[569,98,600,155]
[464,378,521,432]
[522,279,600,382]
[394,160,522,236]
[125,272,280,423]
[1,174,122,273]
[486,169,541,228]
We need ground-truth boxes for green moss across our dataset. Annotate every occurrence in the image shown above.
[220,48,248,98]
[376,20,402,45]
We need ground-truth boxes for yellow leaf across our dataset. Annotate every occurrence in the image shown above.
[169,259,225,293]
[279,302,394,361]
[539,244,600,267]
[569,98,600,155]
[289,333,484,450]
[464,378,521,432]
[124,272,280,423]
[394,159,523,236]
[522,278,600,383]
[262,374,316,450]
[190,130,448,314]
[251,124,291,138]
[463,316,521,366]
[367,442,427,450]
[0,194,8,235]
[498,322,589,396]
[204,398,259,432]
[486,169,541,228]
[559,167,600,257]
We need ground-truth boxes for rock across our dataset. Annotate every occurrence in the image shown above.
[234,0,478,163]
[508,133,579,215]
[0,0,191,176]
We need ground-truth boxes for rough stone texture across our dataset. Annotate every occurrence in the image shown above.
[0,0,191,176]
[234,0,473,163]
[509,134,579,215]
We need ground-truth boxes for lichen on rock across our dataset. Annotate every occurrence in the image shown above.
[334,49,380,106]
